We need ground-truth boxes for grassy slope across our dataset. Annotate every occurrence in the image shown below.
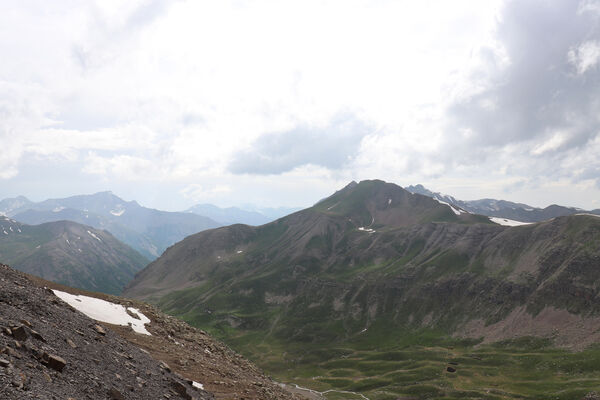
[126,182,600,399]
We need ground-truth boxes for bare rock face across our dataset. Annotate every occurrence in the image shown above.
[0,263,214,400]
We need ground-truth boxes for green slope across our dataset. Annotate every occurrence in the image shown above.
[123,180,600,399]
[0,216,148,294]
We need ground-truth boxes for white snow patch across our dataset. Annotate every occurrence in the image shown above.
[433,198,464,215]
[489,217,532,227]
[192,381,204,390]
[388,198,392,205]
[87,230,102,242]
[236,250,243,254]
[9,226,13,232]
[2,230,7,235]
[358,227,376,233]
[52,290,151,335]
[110,209,125,216]
[36,245,41,249]
[53,206,65,213]
[327,202,340,211]
[17,228,21,233]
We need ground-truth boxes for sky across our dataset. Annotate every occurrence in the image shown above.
[1,0,600,211]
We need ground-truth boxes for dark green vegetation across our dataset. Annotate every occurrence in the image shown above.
[5,191,220,259]
[0,216,147,294]
[124,180,600,398]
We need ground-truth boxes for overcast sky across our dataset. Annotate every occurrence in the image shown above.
[2,0,600,211]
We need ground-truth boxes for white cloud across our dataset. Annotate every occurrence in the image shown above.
[2,0,600,210]
[568,40,600,74]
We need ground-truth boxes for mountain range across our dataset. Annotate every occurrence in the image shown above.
[0,215,147,294]
[124,179,600,398]
[1,192,221,260]
[406,184,600,222]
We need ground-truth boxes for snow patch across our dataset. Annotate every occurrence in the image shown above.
[87,230,102,242]
[433,198,464,215]
[53,206,65,213]
[110,209,125,216]
[52,290,151,335]
[2,230,7,235]
[358,227,376,233]
[192,381,204,390]
[489,217,532,227]
[388,198,392,205]
[236,250,243,254]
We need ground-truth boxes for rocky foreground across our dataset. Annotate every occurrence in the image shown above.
[0,263,301,399]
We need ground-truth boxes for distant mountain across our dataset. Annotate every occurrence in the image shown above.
[0,216,147,294]
[185,204,271,226]
[0,195,33,216]
[405,184,598,222]
[5,192,221,260]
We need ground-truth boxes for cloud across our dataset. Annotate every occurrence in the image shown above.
[180,183,232,202]
[228,115,373,175]
[442,0,600,183]
[568,40,600,74]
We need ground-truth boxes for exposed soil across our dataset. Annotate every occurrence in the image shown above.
[458,305,600,350]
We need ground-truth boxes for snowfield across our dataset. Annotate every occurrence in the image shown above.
[52,290,151,335]
[489,217,532,226]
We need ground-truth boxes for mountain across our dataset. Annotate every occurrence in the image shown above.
[185,204,272,226]
[0,195,33,216]
[0,263,300,400]
[6,191,221,260]
[124,179,600,398]
[0,216,147,294]
[405,183,598,222]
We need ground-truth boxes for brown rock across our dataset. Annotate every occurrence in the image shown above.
[30,329,45,342]
[446,366,456,373]
[66,338,77,348]
[0,357,10,368]
[171,380,194,400]
[46,354,67,372]
[12,325,28,341]
[108,387,126,400]
[94,324,106,335]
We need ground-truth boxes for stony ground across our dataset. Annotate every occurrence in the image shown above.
[25,270,304,400]
[0,263,213,399]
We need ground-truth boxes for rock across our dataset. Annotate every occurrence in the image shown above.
[45,353,67,372]
[94,324,106,335]
[30,329,45,342]
[108,387,126,400]
[171,380,194,400]
[66,338,77,348]
[0,357,10,368]
[160,361,171,372]
[12,325,28,341]
[446,366,456,373]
